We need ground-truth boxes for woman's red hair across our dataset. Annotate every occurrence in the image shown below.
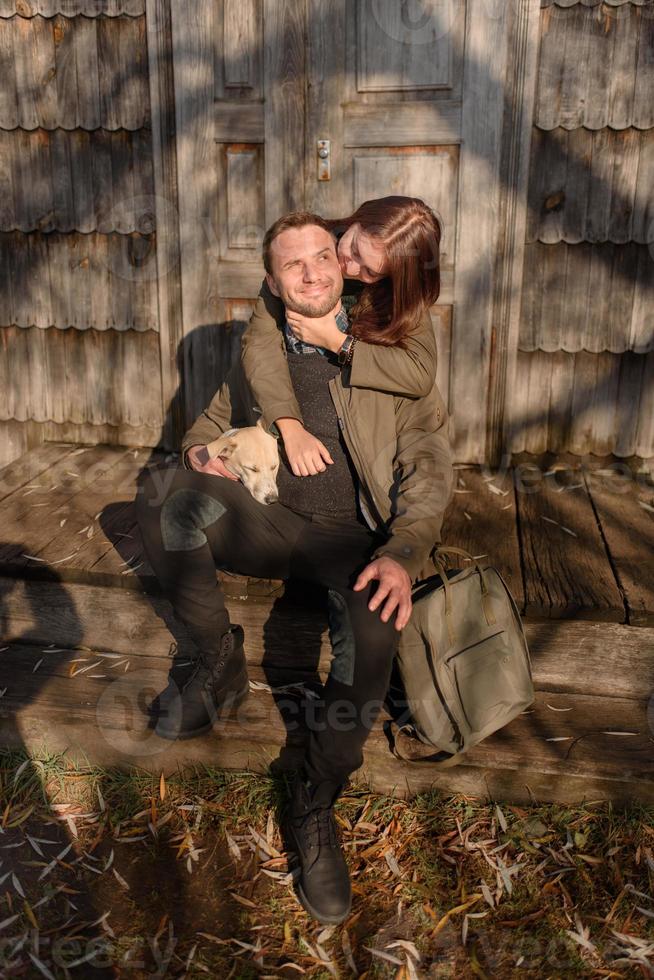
[326,195,442,347]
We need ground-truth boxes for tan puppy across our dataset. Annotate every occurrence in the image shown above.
[205,419,280,505]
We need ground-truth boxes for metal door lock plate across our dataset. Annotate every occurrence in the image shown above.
[317,139,331,181]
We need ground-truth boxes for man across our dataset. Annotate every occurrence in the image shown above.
[135,212,453,925]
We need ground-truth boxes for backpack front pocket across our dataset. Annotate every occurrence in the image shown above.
[439,631,529,747]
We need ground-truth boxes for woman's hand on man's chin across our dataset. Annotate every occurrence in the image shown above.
[285,305,345,352]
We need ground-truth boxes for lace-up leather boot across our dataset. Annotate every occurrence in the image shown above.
[147,625,249,740]
[285,769,351,924]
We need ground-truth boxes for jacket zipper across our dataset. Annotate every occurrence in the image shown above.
[329,378,387,528]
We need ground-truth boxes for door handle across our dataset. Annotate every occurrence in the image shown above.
[317,140,331,181]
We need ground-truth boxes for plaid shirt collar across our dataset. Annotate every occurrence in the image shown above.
[283,304,350,355]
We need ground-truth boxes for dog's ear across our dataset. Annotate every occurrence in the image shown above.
[218,438,237,459]
[205,434,238,460]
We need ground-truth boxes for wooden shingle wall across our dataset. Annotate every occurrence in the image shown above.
[0,2,163,467]
[507,0,654,459]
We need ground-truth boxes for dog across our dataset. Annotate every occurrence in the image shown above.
[205,418,280,506]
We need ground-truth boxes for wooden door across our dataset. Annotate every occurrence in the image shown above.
[303,0,462,419]
[172,0,540,462]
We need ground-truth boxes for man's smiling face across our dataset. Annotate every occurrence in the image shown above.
[266,224,344,317]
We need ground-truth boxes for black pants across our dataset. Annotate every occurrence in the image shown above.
[135,467,400,785]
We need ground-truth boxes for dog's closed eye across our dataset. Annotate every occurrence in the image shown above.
[244,465,259,473]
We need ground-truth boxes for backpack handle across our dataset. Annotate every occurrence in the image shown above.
[432,546,497,630]
[433,545,490,592]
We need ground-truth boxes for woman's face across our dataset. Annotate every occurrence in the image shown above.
[337,223,389,284]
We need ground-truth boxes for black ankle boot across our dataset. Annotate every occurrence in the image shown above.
[147,625,249,740]
[285,770,351,925]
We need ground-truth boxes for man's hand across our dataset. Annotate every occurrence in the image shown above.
[186,445,240,481]
[353,557,413,631]
[275,419,334,477]
[286,304,345,353]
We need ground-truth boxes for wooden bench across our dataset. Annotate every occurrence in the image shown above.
[0,442,652,804]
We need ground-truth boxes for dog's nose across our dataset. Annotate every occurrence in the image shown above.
[263,492,278,505]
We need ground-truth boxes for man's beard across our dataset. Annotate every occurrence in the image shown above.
[281,280,342,318]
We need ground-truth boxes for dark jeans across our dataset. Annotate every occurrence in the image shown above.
[135,466,400,785]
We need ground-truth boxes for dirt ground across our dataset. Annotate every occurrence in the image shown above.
[0,754,652,978]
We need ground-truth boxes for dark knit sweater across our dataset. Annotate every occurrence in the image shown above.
[276,350,365,525]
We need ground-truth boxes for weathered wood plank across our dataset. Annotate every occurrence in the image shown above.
[507,347,653,459]
[39,419,162,450]
[2,14,149,131]
[343,101,462,148]
[0,1,145,16]
[1,642,652,804]
[0,420,43,471]
[0,442,75,504]
[516,467,625,620]
[223,0,257,88]
[13,13,56,131]
[170,0,220,432]
[546,351,576,454]
[225,145,264,249]
[0,445,131,567]
[0,575,332,667]
[535,5,654,131]
[22,448,149,574]
[518,238,654,355]
[591,354,624,456]
[488,0,541,468]
[262,0,305,223]
[0,325,163,430]
[613,352,646,459]
[634,7,654,129]
[450,0,512,462]
[97,14,149,131]
[585,470,654,626]
[305,0,347,218]
[357,0,452,91]
[635,353,654,459]
[72,13,100,130]
[214,102,264,143]
[441,467,524,608]
[0,129,155,233]
[3,573,652,699]
[523,350,553,455]
[562,241,592,352]
[0,235,159,331]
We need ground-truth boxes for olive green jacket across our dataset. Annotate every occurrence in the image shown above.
[181,284,454,583]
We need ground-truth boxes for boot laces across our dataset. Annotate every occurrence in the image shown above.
[300,805,339,850]
[167,647,213,693]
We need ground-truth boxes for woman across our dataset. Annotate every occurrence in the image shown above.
[240,195,443,477]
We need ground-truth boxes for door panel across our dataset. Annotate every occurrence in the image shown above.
[351,146,458,273]
[356,0,455,92]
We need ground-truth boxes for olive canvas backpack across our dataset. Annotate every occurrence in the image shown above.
[390,546,534,767]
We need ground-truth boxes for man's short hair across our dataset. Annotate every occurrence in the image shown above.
[262,211,334,274]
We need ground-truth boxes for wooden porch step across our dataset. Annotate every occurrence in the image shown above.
[1,575,651,700]
[1,625,652,805]
[1,441,653,805]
